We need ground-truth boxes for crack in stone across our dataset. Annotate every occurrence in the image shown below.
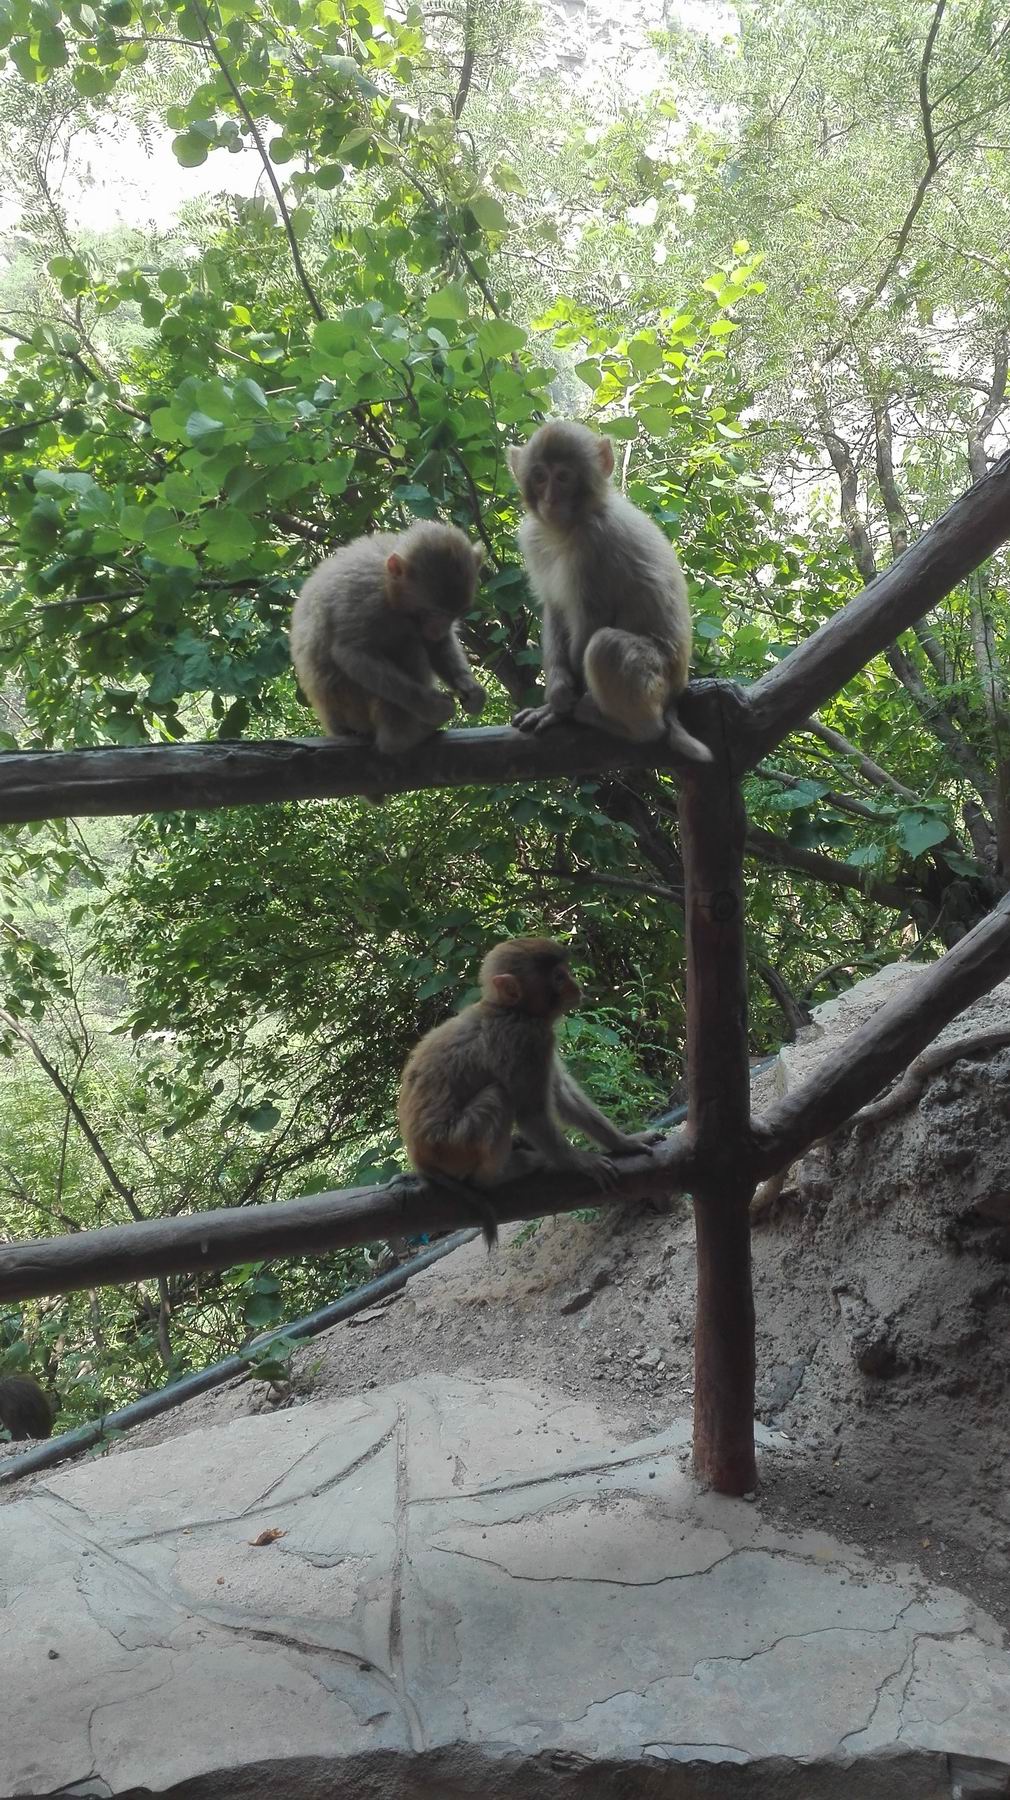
[691,1618,911,1680]
[642,1740,751,1760]
[209,1614,408,1730]
[837,1638,916,1752]
[117,1418,399,1545]
[387,1398,425,1753]
[411,1442,682,1505]
[431,1542,742,1587]
[894,1630,982,1739]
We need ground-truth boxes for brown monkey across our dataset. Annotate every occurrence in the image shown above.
[508,420,712,763]
[290,520,487,755]
[397,937,656,1247]
[0,1373,54,1441]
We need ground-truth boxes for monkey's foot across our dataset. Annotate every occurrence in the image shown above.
[511,703,567,735]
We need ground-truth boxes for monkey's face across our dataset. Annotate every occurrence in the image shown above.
[416,608,457,642]
[553,961,583,1015]
[481,937,584,1019]
[524,457,586,529]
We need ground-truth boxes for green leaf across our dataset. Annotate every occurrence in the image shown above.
[246,1102,282,1133]
[37,24,68,66]
[185,410,226,444]
[201,508,256,563]
[628,336,663,374]
[575,359,602,390]
[475,318,526,359]
[426,283,470,321]
[173,133,210,168]
[146,533,198,570]
[73,64,108,96]
[470,194,509,233]
[896,811,950,857]
[233,377,269,412]
[764,779,828,812]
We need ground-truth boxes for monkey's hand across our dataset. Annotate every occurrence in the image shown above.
[458,681,487,717]
[512,703,566,735]
[570,1148,620,1189]
[612,1129,664,1155]
[425,690,456,727]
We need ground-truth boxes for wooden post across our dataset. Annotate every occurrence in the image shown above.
[679,688,757,1494]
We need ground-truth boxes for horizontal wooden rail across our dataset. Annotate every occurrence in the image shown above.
[0,1141,690,1303]
[0,725,686,825]
[4,894,1009,1306]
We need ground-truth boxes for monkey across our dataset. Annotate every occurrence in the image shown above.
[289,520,488,757]
[0,1373,54,1442]
[397,937,658,1248]
[507,420,713,763]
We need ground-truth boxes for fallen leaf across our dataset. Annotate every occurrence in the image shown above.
[249,1527,288,1547]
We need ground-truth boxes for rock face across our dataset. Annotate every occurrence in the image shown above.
[3,1372,1010,1798]
[754,962,1010,1233]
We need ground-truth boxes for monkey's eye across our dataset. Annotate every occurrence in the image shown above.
[530,462,547,487]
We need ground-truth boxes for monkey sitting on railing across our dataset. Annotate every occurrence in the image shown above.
[398,936,658,1247]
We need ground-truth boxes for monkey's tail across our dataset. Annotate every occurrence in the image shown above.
[665,712,713,764]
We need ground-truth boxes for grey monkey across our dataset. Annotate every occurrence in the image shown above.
[508,420,712,763]
[290,520,487,754]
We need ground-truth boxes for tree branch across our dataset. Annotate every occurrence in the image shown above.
[0,1008,140,1219]
[743,448,1010,766]
[0,724,699,826]
[823,0,948,360]
[746,825,919,914]
[803,719,921,802]
[193,1,326,323]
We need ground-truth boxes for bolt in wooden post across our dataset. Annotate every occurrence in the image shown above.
[679,691,757,1494]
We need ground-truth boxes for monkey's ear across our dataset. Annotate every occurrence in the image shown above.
[596,436,616,479]
[506,445,524,484]
[471,541,485,570]
[386,552,406,581]
[491,973,521,1005]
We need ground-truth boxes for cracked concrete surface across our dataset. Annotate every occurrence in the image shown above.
[2,1374,1009,1798]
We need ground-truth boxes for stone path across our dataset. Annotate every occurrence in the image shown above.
[2,1373,1008,1797]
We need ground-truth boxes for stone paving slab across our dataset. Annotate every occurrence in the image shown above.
[1,1373,1008,1798]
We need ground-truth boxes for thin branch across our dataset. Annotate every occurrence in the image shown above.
[803,719,921,802]
[530,865,683,907]
[755,960,813,1041]
[823,0,948,360]
[193,1,326,322]
[852,1026,1010,1126]
[0,1008,140,1219]
[451,0,476,118]
[754,763,886,824]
